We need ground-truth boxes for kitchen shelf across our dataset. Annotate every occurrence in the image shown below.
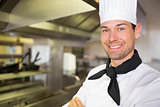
[0,54,23,58]
[0,85,47,102]
[0,40,24,59]
[0,70,53,81]
[0,41,23,46]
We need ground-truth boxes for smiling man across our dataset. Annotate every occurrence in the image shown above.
[63,0,160,107]
[100,20,141,67]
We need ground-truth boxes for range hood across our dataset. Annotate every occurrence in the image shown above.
[0,0,95,31]
[0,0,102,41]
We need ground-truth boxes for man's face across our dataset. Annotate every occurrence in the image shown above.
[101,20,140,60]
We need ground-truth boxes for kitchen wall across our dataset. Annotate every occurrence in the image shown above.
[135,15,160,71]
[137,0,160,61]
[148,28,160,60]
[135,20,160,60]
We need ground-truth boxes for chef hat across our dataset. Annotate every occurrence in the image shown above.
[99,0,137,25]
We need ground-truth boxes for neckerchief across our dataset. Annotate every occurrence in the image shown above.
[88,49,142,105]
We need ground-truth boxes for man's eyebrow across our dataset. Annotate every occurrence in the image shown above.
[101,23,128,28]
[116,23,128,26]
[101,26,108,28]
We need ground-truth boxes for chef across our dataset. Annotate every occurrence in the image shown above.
[63,0,160,107]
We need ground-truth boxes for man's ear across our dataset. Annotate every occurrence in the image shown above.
[135,23,142,39]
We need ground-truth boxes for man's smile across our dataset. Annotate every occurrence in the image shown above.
[109,44,122,50]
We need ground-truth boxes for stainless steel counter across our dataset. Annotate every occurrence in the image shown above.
[0,81,81,107]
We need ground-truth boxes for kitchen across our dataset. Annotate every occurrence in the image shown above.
[0,0,160,106]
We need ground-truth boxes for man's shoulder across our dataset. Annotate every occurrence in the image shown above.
[138,63,160,76]
[136,63,160,87]
[87,64,106,78]
[135,63,160,102]
[86,64,106,79]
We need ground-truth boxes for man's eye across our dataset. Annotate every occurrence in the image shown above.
[118,28,125,31]
[102,29,109,32]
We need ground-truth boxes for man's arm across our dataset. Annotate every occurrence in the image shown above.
[68,97,84,107]
[134,77,160,107]
[62,65,105,107]
[62,80,88,107]
[134,99,160,107]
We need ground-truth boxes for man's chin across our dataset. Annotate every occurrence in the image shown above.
[109,56,122,60]
[108,54,124,60]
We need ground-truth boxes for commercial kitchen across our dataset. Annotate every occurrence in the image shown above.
[0,0,160,107]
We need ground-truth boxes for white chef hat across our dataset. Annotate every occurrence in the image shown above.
[99,0,137,25]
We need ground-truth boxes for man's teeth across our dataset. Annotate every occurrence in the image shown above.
[110,45,121,49]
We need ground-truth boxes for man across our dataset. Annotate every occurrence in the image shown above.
[63,0,160,106]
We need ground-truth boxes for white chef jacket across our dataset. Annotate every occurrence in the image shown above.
[63,63,160,107]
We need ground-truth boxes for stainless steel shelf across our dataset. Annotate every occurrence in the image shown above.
[0,41,23,46]
[0,54,23,58]
[0,81,43,93]
[0,85,47,103]
[0,71,53,81]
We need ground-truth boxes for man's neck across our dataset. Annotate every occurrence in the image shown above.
[111,50,134,67]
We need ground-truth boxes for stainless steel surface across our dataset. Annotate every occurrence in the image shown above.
[0,0,95,31]
[0,82,48,107]
[0,0,19,31]
[13,22,91,41]
[29,22,92,38]
[0,0,19,13]
[50,10,99,32]
[11,10,100,41]
[0,81,43,93]
[47,46,64,93]
[46,39,85,93]
[0,74,82,107]
[25,83,81,107]
[0,71,53,81]
[0,0,99,41]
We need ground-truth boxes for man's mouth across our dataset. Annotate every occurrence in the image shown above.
[109,44,122,49]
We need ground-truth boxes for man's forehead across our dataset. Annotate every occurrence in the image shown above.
[101,20,131,28]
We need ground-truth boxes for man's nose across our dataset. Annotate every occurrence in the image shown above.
[109,30,118,42]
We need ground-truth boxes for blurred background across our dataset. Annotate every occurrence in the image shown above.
[0,0,160,106]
